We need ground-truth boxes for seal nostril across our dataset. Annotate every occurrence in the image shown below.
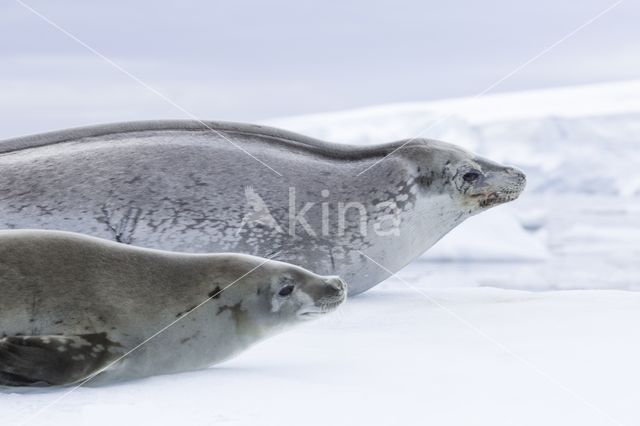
[327,277,346,293]
[507,167,524,177]
[503,167,526,188]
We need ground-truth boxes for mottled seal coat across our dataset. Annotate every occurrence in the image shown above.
[0,121,526,295]
[0,230,346,387]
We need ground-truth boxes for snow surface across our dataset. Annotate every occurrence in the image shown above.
[425,208,549,262]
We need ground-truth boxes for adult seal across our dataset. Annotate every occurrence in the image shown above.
[0,229,346,387]
[0,120,526,295]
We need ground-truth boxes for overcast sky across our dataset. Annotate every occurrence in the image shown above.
[0,0,638,138]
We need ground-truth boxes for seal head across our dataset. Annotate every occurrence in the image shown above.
[269,274,346,320]
[217,260,347,344]
[402,140,526,217]
[453,156,526,209]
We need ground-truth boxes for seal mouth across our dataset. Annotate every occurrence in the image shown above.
[475,190,521,208]
[297,300,345,320]
[298,311,326,319]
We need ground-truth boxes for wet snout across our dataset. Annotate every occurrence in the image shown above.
[297,275,347,320]
[504,166,527,188]
[317,275,347,310]
[472,163,527,208]
[324,276,347,302]
[497,166,527,199]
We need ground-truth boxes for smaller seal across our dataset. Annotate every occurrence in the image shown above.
[0,230,346,387]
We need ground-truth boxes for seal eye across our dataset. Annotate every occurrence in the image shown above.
[278,285,295,297]
[462,171,481,183]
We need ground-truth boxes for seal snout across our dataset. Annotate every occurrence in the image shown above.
[297,276,347,320]
[326,276,347,294]
[320,276,348,306]
[467,162,527,208]
[505,166,527,189]
[503,166,527,199]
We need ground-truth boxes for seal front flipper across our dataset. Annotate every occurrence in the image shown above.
[0,332,123,387]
